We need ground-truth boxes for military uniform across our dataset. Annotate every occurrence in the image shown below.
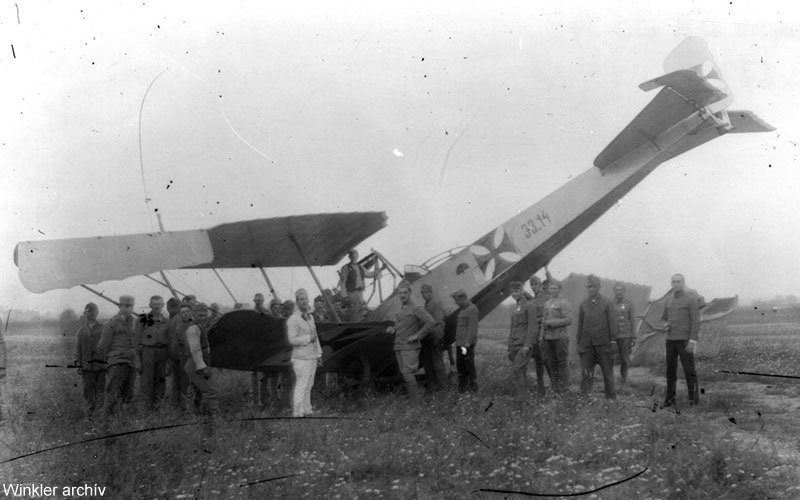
[507,296,538,380]
[577,293,619,400]
[542,295,572,393]
[393,300,435,397]
[421,297,448,391]
[613,297,636,383]
[136,312,169,410]
[167,314,192,410]
[75,317,105,415]
[661,289,700,405]
[98,310,137,414]
[454,300,479,393]
[529,292,552,395]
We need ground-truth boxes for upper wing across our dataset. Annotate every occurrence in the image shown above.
[15,211,388,293]
[187,211,388,269]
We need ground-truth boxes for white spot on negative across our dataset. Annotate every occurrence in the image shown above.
[392,149,404,157]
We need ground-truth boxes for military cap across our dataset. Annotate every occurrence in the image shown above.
[509,281,523,291]
[397,279,412,291]
[269,298,283,307]
[314,295,324,303]
[529,276,542,285]
[84,302,99,315]
[119,295,135,306]
[587,274,601,286]
[167,297,180,309]
[450,289,467,299]
[420,283,433,292]
[194,302,209,313]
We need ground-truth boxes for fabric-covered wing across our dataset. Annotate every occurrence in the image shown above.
[593,88,697,170]
[15,231,214,293]
[14,211,387,293]
[185,212,388,269]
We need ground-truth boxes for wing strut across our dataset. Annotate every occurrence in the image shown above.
[212,268,238,305]
[258,266,280,301]
[80,284,142,318]
[289,234,341,323]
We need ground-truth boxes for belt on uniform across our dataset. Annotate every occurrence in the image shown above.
[141,344,168,348]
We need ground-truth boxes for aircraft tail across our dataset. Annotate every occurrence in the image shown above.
[593,37,772,170]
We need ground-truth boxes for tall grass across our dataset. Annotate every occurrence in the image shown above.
[0,321,797,498]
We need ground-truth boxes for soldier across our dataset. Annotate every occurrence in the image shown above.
[661,274,700,407]
[183,303,218,416]
[287,289,322,417]
[507,281,538,384]
[452,289,479,393]
[269,298,283,317]
[338,249,379,322]
[97,295,138,416]
[577,275,618,400]
[136,295,170,411]
[613,283,636,385]
[253,293,267,314]
[528,276,553,395]
[312,296,328,323]
[74,302,105,417]
[420,283,448,391]
[166,297,180,319]
[282,300,296,318]
[387,280,435,398]
[541,281,572,393]
[167,298,193,411]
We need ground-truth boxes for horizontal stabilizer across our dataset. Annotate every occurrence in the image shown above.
[639,69,729,108]
[594,87,696,169]
[726,110,776,133]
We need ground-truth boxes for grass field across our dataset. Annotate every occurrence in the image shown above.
[0,308,799,499]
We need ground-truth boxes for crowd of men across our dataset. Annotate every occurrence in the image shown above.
[377,271,699,410]
[72,251,700,421]
[75,295,221,419]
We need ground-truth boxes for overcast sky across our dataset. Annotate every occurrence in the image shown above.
[1,1,798,316]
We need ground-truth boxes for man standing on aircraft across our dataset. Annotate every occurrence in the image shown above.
[542,281,572,393]
[508,281,538,385]
[528,276,553,396]
[453,289,479,393]
[74,302,105,417]
[338,249,379,322]
[613,283,636,385]
[183,303,218,416]
[387,280,435,398]
[287,289,322,417]
[420,284,448,391]
[661,274,700,407]
[577,275,618,400]
[136,295,170,412]
[98,295,138,416]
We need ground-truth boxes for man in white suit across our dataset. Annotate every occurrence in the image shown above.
[287,288,322,417]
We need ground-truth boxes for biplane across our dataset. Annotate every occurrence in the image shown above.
[14,37,774,386]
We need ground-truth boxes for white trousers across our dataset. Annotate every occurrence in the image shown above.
[291,358,317,417]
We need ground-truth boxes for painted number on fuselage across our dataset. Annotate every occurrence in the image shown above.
[521,210,552,239]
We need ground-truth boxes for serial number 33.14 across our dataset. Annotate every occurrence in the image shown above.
[521,210,552,239]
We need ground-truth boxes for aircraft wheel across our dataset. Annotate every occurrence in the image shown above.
[339,355,372,391]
